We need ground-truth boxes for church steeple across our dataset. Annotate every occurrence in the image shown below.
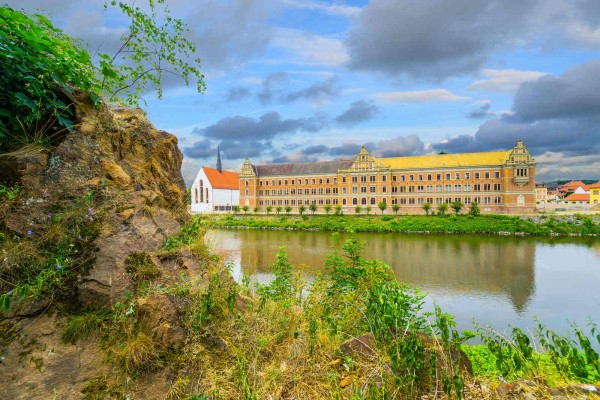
[216,146,222,173]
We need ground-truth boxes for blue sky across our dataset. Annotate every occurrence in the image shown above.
[9,0,600,184]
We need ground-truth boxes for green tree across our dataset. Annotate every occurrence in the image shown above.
[422,202,432,216]
[275,206,282,215]
[253,206,259,214]
[285,206,292,215]
[437,202,449,216]
[469,201,480,216]
[309,203,317,215]
[366,205,372,215]
[298,204,306,215]
[355,205,362,214]
[378,201,387,214]
[451,201,464,215]
[334,204,343,215]
[266,205,272,215]
[392,204,400,215]
[232,205,240,214]
[324,204,332,215]
[242,205,249,214]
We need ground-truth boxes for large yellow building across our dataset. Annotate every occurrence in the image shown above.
[590,183,600,206]
[239,140,536,214]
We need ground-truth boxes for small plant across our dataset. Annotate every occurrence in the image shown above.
[469,201,480,216]
[451,201,464,215]
[232,205,240,214]
[437,202,449,216]
[422,202,431,216]
[309,203,317,215]
[378,201,387,214]
[392,203,400,215]
[266,205,272,215]
[298,204,306,215]
[334,204,343,215]
[285,206,292,215]
[365,205,372,215]
[242,205,250,214]
[324,204,332,215]
[355,205,362,214]
[275,206,282,215]
[125,251,161,282]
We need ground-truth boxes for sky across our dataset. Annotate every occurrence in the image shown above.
[8,0,600,185]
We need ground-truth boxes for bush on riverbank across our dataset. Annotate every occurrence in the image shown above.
[201,213,600,237]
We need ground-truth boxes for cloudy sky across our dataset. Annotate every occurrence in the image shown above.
[9,0,600,184]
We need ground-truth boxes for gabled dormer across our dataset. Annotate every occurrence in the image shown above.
[506,139,535,186]
[240,158,256,178]
[347,146,386,172]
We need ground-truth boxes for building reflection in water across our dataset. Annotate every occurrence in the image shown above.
[206,229,536,313]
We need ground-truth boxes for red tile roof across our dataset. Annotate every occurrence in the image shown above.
[590,181,600,189]
[563,193,590,202]
[560,180,586,189]
[202,166,239,190]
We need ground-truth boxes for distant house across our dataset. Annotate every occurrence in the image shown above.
[563,193,589,204]
[190,149,239,213]
[590,182,600,205]
[535,182,547,204]
[559,180,588,195]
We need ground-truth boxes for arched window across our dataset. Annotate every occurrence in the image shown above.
[361,198,367,205]
[370,197,376,205]
[517,195,524,205]
[245,180,249,186]
[206,188,209,203]
[194,188,199,204]
[352,198,357,205]
[343,198,347,205]
[199,180,204,203]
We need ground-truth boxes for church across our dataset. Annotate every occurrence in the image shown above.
[190,149,239,213]
[239,140,537,215]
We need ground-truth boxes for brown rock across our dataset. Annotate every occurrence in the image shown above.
[136,293,185,347]
[101,159,132,188]
[340,332,377,358]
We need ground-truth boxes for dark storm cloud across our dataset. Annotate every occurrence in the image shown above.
[466,102,492,119]
[347,0,536,80]
[335,100,379,127]
[183,139,217,158]
[433,59,600,157]
[226,87,251,102]
[193,111,327,141]
[302,145,329,155]
[328,142,366,156]
[282,76,340,103]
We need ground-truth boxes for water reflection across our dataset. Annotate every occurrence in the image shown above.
[206,229,600,335]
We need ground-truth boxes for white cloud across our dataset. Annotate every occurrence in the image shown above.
[283,0,360,17]
[372,89,468,103]
[272,28,349,67]
[469,69,547,94]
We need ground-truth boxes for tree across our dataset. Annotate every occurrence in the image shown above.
[242,205,249,214]
[309,203,317,215]
[232,205,240,214]
[334,204,343,215]
[437,202,448,216]
[285,206,292,215]
[366,205,372,215]
[298,204,306,215]
[469,201,480,216]
[378,201,387,214]
[392,204,400,215]
[422,202,432,216]
[253,206,259,214]
[324,204,332,215]
[266,205,272,215]
[451,201,464,215]
[355,205,362,214]
[276,206,282,215]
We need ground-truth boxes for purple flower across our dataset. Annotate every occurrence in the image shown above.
[120,224,125,229]
[88,208,95,216]
[47,215,52,219]
[6,290,12,296]
[89,217,94,221]
[77,236,82,240]
[55,264,62,270]
[27,230,32,235]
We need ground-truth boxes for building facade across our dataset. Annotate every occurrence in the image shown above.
[190,150,239,213]
[590,183,600,205]
[535,182,548,205]
[239,140,536,214]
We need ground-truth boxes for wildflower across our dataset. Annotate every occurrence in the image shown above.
[88,208,95,216]
[47,215,51,219]
[89,217,94,221]
[27,230,32,235]
[6,290,12,296]
[120,224,125,229]
[55,264,62,270]
[77,236,82,240]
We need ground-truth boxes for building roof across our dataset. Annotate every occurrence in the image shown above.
[563,193,590,202]
[254,160,354,176]
[379,151,510,170]
[560,180,586,190]
[202,166,239,189]
[590,181,600,189]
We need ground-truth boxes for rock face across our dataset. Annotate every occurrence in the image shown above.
[0,91,190,398]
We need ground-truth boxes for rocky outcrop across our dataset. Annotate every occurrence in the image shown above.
[0,91,193,398]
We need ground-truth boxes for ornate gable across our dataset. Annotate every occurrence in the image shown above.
[506,140,535,186]
[240,159,256,178]
[343,146,389,173]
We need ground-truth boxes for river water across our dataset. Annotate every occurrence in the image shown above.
[206,229,600,336]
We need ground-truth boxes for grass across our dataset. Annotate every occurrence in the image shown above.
[202,213,600,237]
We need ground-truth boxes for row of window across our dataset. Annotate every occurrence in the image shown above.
[252,183,503,196]
[257,196,503,206]
[251,170,508,187]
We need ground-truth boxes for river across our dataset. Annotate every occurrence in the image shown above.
[206,229,600,336]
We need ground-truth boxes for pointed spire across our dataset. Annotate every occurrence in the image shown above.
[216,146,222,173]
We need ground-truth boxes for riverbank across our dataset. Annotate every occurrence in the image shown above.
[201,213,600,237]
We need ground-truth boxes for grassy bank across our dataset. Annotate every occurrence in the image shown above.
[202,213,600,237]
